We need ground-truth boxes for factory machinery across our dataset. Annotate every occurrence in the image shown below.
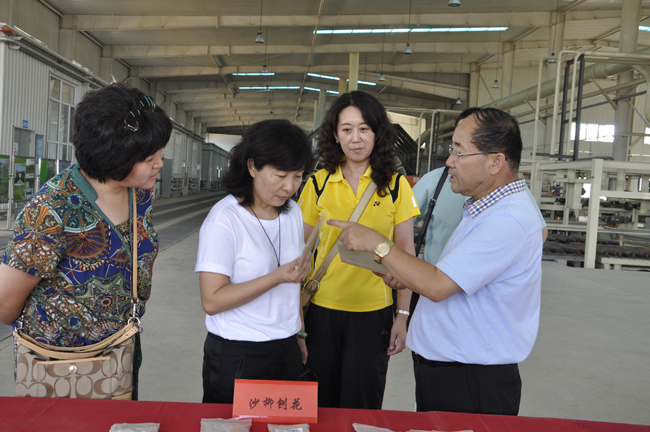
[525,159,650,270]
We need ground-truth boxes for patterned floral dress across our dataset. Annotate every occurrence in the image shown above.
[3,165,158,347]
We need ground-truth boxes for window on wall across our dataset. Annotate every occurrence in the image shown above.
[47,77,75,161]
[644,127,650,144]
[570,123,615,143]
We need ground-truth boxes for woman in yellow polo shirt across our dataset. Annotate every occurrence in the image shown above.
[298,91,419,409]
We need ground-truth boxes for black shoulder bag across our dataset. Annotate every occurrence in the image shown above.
[408,166,449,326]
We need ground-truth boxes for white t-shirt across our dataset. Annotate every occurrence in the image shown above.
[195,195,304,342]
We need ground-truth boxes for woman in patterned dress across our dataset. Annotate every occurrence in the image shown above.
[0,83,172,399]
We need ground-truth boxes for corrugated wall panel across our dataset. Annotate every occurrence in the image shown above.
[1,47,86,156]
[0,44,5,155]
[0,45,204,196]
[1,47,50,156]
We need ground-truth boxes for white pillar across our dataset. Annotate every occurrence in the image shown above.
[58,29,75,62]
[338,78,347,95]
[348,53,359,92]
[613,0,642,161]
[314,89,327,130]
[99,56,113,83]
[547,11,565,80]
[502,43,515,98]
[469,63,479,107]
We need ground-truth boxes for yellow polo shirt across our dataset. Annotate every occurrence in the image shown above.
[298,165,420,312]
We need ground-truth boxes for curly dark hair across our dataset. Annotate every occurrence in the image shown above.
[222,119,315,212]
[317,91,397,196]
[72,83,172,182]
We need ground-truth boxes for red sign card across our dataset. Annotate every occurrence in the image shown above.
[232,379,318,424]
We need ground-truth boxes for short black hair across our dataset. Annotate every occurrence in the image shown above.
[455,107,522,171]
[72,83,172,182]
[317,91,397,197]
[222,119,315,211]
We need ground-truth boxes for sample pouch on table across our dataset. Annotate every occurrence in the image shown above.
[354,424,473,432]
[201,418,252,432]
[110,424,160,432]
[268,424,310,432]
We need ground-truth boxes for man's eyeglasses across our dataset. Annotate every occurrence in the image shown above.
[123,96,156,132]
[448,145,508,162]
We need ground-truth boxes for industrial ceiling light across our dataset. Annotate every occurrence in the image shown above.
[267,99,272,107]
[262,64,268,73]
[404,0,413,55]
[255,31,264,44]
[455,54,463,105]
[255,0,265,43]
[379,27,386,82]
[493,28,501,90]
[269,110,274,117]
[448,0,461,6]
[548,0,560,65]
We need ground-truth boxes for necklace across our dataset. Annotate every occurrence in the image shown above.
[249,205,281,267]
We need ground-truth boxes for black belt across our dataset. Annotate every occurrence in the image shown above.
[412,352,463,367]
[413,352,518,369]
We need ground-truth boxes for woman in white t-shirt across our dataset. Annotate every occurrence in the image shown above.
[195,119,315,404]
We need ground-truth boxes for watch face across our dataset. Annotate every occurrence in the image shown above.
[376,242,390,256]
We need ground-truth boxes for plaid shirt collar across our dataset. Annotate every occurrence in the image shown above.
[463,179,527,218]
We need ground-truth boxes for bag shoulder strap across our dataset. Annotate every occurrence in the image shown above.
[14,322,139,359]
[409,166,450,327]
[414,166,449,257]
[13,190,141,352]
[132,188,138,304]
[310,172,331,204]
[309,180,378,284]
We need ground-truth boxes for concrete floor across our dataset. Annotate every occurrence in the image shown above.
[0,192,648,426]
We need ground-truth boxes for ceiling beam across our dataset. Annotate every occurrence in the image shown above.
[138,62,477,78]
[160,76,462,102]
[195,107,313,118]
[154,81,457,110]
[112,39,632,63]
[197,115,306,124]
[68,10,643,31]
[112,41,505,59]
[203,118,313,127]
[180,100,310,110]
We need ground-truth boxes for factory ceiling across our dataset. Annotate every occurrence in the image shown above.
[38,0,650,135]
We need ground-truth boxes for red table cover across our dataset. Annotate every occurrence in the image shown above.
[0,397,648,432]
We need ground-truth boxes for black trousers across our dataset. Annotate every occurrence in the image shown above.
[304,303,393,409]
[413,352,522,415]
[202,332,302,404]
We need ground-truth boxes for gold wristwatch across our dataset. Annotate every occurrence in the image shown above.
[373,240,394,263]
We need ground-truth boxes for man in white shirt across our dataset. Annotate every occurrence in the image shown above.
[329,107,543,415]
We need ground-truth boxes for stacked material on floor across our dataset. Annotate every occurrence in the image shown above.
[543,234,650,261]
